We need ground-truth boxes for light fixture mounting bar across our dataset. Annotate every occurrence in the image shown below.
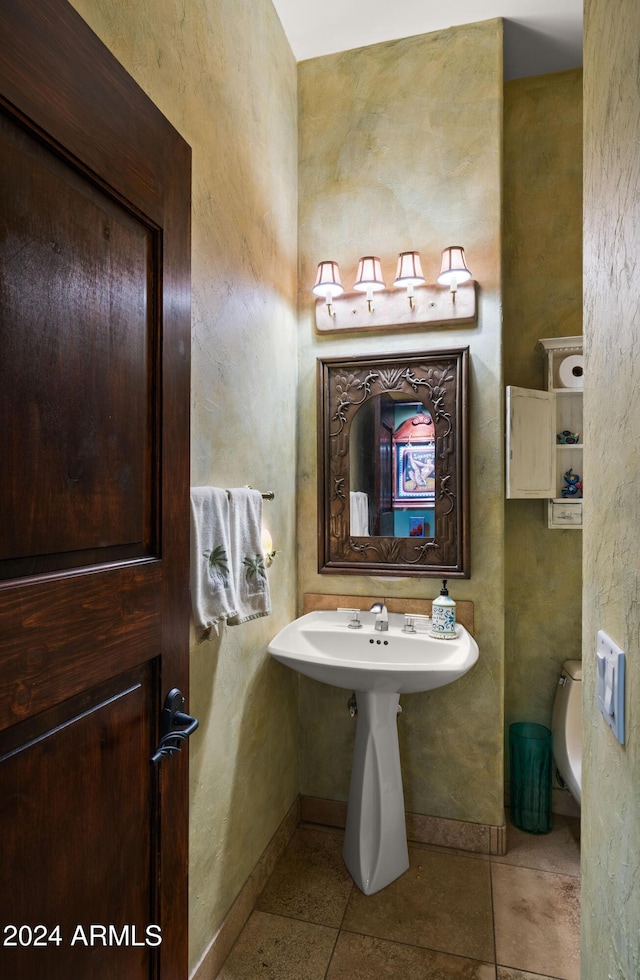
[314,281,477,333]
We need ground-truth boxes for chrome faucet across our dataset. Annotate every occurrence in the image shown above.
[369,601,389,632]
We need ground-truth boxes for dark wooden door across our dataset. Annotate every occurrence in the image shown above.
[377,400,394,536]
[0,2,191,977]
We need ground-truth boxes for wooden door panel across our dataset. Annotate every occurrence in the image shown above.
[0,565,161,731]
[0,1,192,976]
[0,106,158,577]
[0,664,155,980]
[505,386,556,498]
[0,7,167,226]
[378,400,394,536]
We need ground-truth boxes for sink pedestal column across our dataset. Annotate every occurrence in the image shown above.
[342,690,409,895]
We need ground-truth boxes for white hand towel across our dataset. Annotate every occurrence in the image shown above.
[226,487,272,626]
[350,491,369,536]
[190,487,238,631]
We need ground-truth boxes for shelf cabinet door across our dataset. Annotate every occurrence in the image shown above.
[506,386,556,498]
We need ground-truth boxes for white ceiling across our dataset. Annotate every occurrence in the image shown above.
[270,0,583,80]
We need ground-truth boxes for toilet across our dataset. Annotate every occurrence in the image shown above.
[551,659,582,805]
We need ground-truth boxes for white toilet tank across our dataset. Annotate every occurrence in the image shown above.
[551,659,582,804]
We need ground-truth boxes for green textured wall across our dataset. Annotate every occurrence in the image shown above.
[503,71,583,757]
[297,21,505,827]
[583,0,640,973]
[67,0,300,972]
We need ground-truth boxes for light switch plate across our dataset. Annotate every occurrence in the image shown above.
[596,630,625,744]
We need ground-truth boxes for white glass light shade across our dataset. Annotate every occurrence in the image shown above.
[261,527,275,567]
[437,246,472,286]
[313,260,344,299]
[393,251,426,287]
[261,527,273,555]
[353,256,386,292]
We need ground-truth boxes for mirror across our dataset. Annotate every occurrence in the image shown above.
[317,348,469,577]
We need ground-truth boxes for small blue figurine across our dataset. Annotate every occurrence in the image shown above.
[561,468,583,498]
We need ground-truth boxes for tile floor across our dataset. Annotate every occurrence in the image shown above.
[216,813,580,980]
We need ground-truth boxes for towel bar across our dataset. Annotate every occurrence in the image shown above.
[245,485,274,500]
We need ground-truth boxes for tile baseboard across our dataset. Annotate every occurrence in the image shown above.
[190,798,299,980]
[300,795,507,856]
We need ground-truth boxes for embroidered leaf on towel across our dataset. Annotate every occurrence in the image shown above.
[242,554,266,582]
[203,545,230,589]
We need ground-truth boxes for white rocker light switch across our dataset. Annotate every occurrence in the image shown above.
[596,630,625,745]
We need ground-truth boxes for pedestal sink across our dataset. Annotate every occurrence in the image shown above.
[268,609,479,895]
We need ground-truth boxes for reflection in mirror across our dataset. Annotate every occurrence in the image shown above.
[318,348,469,577]
[350,397,435,538]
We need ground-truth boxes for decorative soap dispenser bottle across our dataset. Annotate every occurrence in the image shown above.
[430,579,457,639]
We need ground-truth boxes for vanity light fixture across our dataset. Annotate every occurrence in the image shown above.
[312,245,476,333]
[393,250,426,310]
[436,246,472,297]
[353,255,386,312]
[312,260,344,317]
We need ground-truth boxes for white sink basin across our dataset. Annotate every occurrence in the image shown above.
[268,607,479,896]
[267,609,478,694]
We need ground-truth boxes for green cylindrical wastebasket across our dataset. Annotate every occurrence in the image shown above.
[509,722,552,834]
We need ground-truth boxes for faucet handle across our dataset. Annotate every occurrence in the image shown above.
[338,607,362,629]
[403,614,430,633]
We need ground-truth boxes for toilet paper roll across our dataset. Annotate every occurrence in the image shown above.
[558,354,584,388]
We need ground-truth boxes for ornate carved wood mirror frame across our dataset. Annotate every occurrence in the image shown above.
[317,347,470,577]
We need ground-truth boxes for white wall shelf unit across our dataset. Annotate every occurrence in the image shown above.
[506,336,583,529]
